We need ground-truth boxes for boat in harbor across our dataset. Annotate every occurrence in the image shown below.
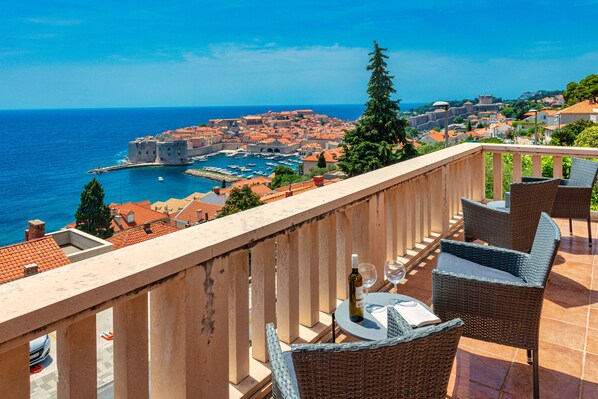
[158,176,164,182]
[248,163,256,167]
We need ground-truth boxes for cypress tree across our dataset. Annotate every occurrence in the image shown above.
[74,178,114,239]
[317,152,327,168]
[339,41,415,177]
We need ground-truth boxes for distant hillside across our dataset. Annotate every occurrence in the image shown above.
[517,90,563,101]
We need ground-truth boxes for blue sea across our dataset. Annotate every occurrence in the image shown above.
[0,103,423,247]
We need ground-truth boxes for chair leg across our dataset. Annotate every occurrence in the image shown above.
[527,349,533,365]
[532,349,540,399]
[588,218,593,247]
[569,218,573,235]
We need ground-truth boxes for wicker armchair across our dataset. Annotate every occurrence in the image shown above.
[433,212,561,399]
[522,157,598,246]
[266,307,463,399]
[462,178,559,252]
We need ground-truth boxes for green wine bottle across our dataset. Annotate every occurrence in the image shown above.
[348,253,364,322]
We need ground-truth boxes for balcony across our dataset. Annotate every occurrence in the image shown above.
[0,142,596,398]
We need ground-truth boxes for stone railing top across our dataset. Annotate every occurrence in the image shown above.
[482,143,598,157]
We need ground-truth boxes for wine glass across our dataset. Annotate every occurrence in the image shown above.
[358,263,377,312]
[384,259,412,306]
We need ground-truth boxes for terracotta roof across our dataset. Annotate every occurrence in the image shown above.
[261,192,287,204]
[107,221,179,250]
[108,201,170,231]
[302,147,343,163]
[559,100,598,115]
[221,183,273,197]
[0,237,71,284]
[232,176,271,187]
[174,200,223,224]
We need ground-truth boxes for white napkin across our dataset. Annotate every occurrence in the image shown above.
[371,302,440,329]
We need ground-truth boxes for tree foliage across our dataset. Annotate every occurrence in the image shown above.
[317,152,326,168]
[269,165,309,189]
[306,164,338,178]
[338,41,414,177]
[563,74,598,105]
[549,119,596,146]
[218,185,263,217]
[74,178,114,239]
[574,126,598,148]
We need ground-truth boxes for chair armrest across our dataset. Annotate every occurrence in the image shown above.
[386,307,414,338]
[440,239,530,276]
[266,324,300,399]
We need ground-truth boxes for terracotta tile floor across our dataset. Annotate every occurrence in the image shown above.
[338,218,598,398]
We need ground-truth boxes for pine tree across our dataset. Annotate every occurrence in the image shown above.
[218,185,264,217]
[317,152,327,168]
[74,178,114,239]
[338,41,415,177]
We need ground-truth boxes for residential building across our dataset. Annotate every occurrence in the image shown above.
[173,200,224,228]
[302,147,343,172]
[108,201,171,233]
[558,99,598,124]
[107,221,179,249]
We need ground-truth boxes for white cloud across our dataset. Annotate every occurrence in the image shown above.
[26,17,81,26]
[0,44,596,108]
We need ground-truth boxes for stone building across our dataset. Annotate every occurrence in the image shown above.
[128,138,189,165]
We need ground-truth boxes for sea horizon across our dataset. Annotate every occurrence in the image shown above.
[0,102,427,112]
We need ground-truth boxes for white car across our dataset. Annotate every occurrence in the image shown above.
[29,335,51,366]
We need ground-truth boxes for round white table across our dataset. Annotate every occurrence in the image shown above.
[332,292,433,342]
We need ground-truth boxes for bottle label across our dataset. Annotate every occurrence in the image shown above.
[355,287,363,308]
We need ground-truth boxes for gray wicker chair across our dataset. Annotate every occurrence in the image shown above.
[462,178,559,252]
[522,157,598,246]
[266,307,463,399]
[433,212,561,399]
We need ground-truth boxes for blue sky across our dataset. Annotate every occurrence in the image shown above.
[1,0,596,109]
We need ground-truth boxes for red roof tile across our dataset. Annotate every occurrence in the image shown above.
[108,201,170,231]
[174,200,224,224]
[106,221,178,250]
[0,237,70,284]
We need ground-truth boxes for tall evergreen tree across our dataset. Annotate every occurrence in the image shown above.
[339,41,415,177]
[75,178,114,239]
[317,152,327,168]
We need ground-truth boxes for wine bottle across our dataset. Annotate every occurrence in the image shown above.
[348,253,364,322]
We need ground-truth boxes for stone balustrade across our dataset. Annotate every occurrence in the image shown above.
[1,142,597,398]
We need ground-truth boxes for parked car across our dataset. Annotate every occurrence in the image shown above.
[29,335,51,366]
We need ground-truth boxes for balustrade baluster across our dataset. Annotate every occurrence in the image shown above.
[228,251,250,384]
[318,216,337,313]
[493,152,503,200]
[0,343,29,399]
[276,231,299,344]
[299,223,319,327]
[251,240,276,362]
[114,293,149,399]
[57,315,97,399]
